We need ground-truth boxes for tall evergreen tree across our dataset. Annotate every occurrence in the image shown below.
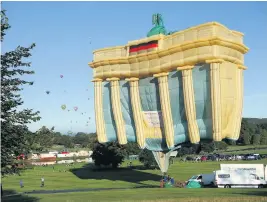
[1,10,40,173]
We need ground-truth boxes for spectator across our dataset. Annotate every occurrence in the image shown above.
[40,177,45,187]
[160,179,164,188]
[167,175,170,181]
[20,180,24,188]
[170,177,175,185]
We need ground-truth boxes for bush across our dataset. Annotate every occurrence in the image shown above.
[201,142,215,153]
[214,141,228,151]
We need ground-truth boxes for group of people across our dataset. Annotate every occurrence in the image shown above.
[160,175,175,188]
[19,177,45,188]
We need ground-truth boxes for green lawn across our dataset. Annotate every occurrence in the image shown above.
[225,145,267,155]
[3,189,267,202]
[2,159,267,201]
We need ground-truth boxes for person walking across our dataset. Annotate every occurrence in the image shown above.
[40,177,44,187]
[19,180,24,188]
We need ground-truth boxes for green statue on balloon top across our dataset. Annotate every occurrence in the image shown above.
[147,13,176,37]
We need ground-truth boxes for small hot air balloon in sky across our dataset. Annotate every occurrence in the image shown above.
[61,104,66,110]
[68,110,70,112]
[89,117,91,120]
[74,107,78,111]
[81,113,83,115]
[88,98,90,100]
[46,91,50,94]
[60,75,63,78]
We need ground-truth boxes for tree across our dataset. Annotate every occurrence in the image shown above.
[138,149,157,169]
[260,129,267,145]
[87,133,97,150]
[73,132,91,147]
[35,126,55,148]
[243,131,251,145]
[252,134,261,145]
[91,142,126,169]
[124,142,141,156]
[1,10,40,173]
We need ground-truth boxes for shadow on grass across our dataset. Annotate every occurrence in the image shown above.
[2,189,39,202]
[70,164,161,187]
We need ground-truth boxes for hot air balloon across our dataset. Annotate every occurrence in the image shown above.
[90,14,248,175]
[74,107,78,111]
[60,75,63,78]
[46,91,50,94]
[61,104,66,110]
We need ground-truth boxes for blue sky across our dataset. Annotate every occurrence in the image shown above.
[2,1,267,134]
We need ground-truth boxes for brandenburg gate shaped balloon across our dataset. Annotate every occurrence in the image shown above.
[89,14,249,173]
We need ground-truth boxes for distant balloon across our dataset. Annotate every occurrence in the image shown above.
[61,104,66,110]
[46,91,50,94]
[60,75,63,78]
[89,117,91,120]
[88,98,90,100]
[81,113,83,115]
[68,110,70,112]
[74,107,78,111]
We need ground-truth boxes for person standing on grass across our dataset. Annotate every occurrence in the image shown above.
[40,177,45,187]
[20,180,24,188]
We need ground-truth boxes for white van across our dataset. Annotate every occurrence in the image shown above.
[188,173,215,186]
[220,164,266,180]
[214,170,266,188]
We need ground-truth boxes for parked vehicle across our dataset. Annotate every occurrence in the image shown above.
[245,154,256,160]
[188,173,215,186]
[214,169,266,188]
[220,164,267,181]
[201,156,207,161]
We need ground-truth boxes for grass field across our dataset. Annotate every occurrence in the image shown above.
[2,158,267,202]
[224,145,267,155]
